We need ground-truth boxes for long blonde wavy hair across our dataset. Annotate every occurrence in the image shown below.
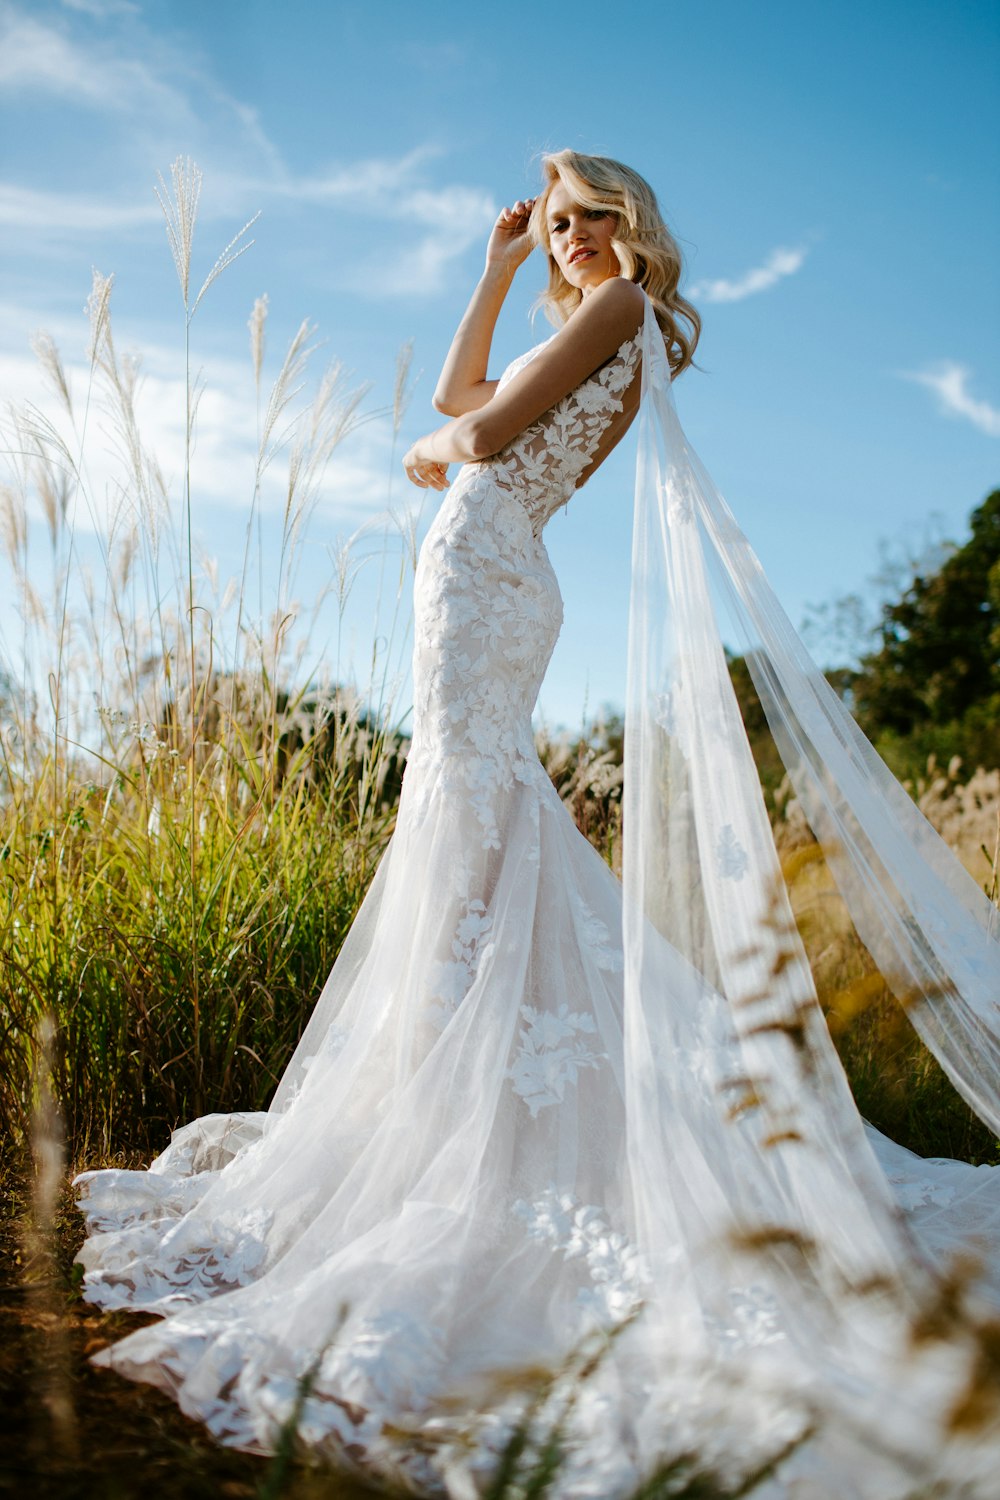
[528,150,700,379]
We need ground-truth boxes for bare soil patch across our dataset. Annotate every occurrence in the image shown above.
[0,1164,381,1499]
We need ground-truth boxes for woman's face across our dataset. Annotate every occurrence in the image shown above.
[545,180,620,295]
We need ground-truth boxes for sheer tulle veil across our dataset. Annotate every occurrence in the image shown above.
[621,285,1000,1460]
[626,287,1000,1131]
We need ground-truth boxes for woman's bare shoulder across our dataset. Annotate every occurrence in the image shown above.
[573,276,646,336]
[532,278,644,372]
[463,282,645,459]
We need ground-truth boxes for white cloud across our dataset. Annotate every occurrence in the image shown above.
[0,4,494,315]
[0,337,394,544]
[283,149,443,207]
[241,155,496,296]
[689,246,808,304]
[0,9,188,117]
[900,362,1000,438]
[0,182,160,231]
[0,150,496,296]
[60,0,139,16]
[0,5,282,177]
[375,183,497,296]
[0,1,493,298]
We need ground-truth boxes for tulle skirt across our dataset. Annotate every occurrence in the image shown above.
[75,752,1000,1497]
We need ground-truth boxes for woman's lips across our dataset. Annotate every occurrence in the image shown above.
[569,248,596,265]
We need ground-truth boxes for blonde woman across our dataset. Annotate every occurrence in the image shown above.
[76,151,1000,1497]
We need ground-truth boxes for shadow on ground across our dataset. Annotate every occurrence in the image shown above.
[0,1165,386,1500]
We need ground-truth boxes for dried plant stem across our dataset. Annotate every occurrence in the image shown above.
[23,1013,77,1465]
[154,158,263,1105]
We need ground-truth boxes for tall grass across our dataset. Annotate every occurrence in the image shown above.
[772,768,1000,1165]
[0,157,413,1158]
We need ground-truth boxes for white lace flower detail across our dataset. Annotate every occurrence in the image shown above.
[715,824,748,881]
[319,1309,445,1410]
[301,1023,349,1075]
[886,1176,957,1212]
[665,473,696,525]
[79,1207,274,1311]
[707,1284,785,1351]
[575,380,616,415]
[654,688,681,736]
[507,1004,605,1116]
[427,898,494,1031]
[480,332,641,537]
[513,1188,647,1327]
[570,892,624,973]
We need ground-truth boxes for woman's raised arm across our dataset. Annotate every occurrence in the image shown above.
[432,199,536,417]
[459,276,644,457]
[404,277,645,488]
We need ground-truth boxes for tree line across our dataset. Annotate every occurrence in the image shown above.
[733,488,1000,789]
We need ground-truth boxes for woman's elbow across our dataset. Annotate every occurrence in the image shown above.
[432,390,458,416]
[464,415,499,461]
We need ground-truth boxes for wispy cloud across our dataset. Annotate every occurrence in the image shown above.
[0,343,395,535]
[0,9,186,116]
[0,182,160,232]
[60,0,139,18]
[0,5,282,175]
[247,152,496,295]
[689,246,808,304]
[0,149,496,296]
[278,149,443,207]
[0,3,493,299]
[356,181,497,297]
[899,362,1000,438]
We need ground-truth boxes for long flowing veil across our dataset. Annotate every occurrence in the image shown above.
[619,289,1000,1473]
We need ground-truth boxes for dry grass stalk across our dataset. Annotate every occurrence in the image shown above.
[22,1012,78,1465]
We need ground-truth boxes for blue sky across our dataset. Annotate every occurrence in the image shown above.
[1,0,998,731]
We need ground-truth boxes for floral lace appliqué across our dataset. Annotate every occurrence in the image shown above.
[81,1208,274,1311]
[407,331,639,855]
[570,891,624,974]
[715,824,748,881]
[514,1187,647,1328]
[427,897,495,1031]
[507,1004,605,1117]
[885,1175,957,1212]
[706,1284,786,1352]
[481,333,642,538]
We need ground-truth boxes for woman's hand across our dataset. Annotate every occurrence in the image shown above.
[403,436,450,491]
[485,199,536,277]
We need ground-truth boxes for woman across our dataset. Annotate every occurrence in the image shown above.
[76,151,1000,1497]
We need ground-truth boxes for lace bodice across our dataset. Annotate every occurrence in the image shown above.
[467,330,642,537]
[406,324,643,835]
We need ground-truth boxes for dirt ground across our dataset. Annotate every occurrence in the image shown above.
[0,1167,384,1500]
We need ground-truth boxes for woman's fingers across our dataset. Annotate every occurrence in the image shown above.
[404,459,449,491]
[486,197,536,267]
[499,197,534,227]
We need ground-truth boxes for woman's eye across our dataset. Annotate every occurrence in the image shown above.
[587,209,608,219]
[553,220,568,232]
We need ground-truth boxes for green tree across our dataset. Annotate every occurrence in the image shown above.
[852,490,1000,771]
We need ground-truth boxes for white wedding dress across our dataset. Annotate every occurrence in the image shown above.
[76,296,1000,1498]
